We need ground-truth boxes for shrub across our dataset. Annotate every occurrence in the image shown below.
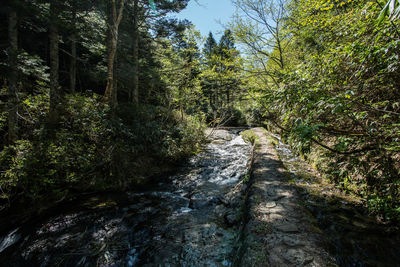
[0,94,206,207]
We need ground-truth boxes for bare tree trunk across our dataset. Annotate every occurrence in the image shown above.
[70,0,77,93]
[113,48,118,104]
[104,0,126,107]
[49,1,60,125]
[104,32,117,102]
[8,8,18,143]
[132,0,139,104]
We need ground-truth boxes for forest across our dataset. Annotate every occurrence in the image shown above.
[1,0,399,231]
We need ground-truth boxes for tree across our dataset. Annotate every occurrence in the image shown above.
[229,0,288,80]
[7,4,18,143]
[218,29,235,54]
[110,0,191,105]
[0,0,208,216]
[257,0,400,219]
[131,0,139,104]
[217,29,240,105]
[103,0,126,107]
[201,30,243,113]
[69,0,77,93]
[172,26,202,118]
[49,0,61,124]
[203,31,216,60]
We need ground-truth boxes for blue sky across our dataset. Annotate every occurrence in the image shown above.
[174,0,236,39]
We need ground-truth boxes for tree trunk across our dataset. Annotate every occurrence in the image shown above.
[132,0,139,104]
[70,1,77,93]
[49,1,60,125]
[104,0,126,107]
[104,31,117,105]
[113,47,118,104]
[8,8,18,143]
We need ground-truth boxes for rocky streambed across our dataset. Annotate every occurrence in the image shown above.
[0,129,252,266]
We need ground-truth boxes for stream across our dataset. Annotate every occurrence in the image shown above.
[0,129,252,266]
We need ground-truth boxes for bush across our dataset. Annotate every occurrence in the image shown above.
[0,94,206,207]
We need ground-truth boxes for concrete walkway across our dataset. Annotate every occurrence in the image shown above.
[241,128,335,266]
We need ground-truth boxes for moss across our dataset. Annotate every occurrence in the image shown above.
[240,129,259,145]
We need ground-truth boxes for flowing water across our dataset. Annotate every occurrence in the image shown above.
[0,129,252,266]
[270,133,400,267]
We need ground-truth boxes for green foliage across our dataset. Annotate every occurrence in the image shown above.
[240,129,259,145]
[378,0,400,23]
[245,106,265,125]
[368,192,400,221]
[0,94,205,205]
[200,29,246,125]
[233,0,400,220]
[203,32,217,59]
[218,106,247,127]
[163,27,247,127]
[0,0,207,215]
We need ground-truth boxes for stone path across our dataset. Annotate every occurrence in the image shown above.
[240,128,335,266]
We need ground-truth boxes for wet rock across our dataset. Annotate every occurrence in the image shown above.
[218,196,230,206]
[276,223,299,233]
[271,195,285,202]
[224,212,239,226]
[211,140,226,145]
[0,228,21,253]
[282,235,302,247]
[283,248,312,265]
[269,213,284,221]
[265,201,277,208]
[226,195,242,208]
[201,168,214,176]
[214,205,227,218]
[206,129,233,141]
[190,194,220,209]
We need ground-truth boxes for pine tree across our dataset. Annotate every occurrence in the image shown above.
[203,32,216,60]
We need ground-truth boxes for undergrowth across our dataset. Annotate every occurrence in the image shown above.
[0,94,206,208]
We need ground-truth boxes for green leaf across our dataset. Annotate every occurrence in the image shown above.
[377,0,392,24]
[378,0,400,24]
